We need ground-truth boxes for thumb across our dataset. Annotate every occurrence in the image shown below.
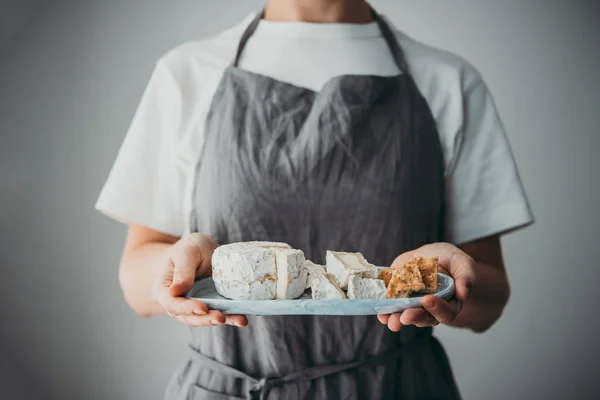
[168,234,219,297]
[454,277,474,304]
[169,276,195,297]
[450,253,477,304]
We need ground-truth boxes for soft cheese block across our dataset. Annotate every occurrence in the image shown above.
[212,242,282,300]
[326,251,378,290]
[310,273,346,300]
[304,260,326,289]
[245,241,292,250]
[347,276,386,299]
[212,241,307,300]
[275,248,308,300]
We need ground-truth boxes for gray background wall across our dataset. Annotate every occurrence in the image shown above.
[1,1,598,399]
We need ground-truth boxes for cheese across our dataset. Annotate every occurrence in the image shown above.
[212,242,278,300]
[247,241,292,250]
[347,276,386,299]
[325,251,378,290]
[275,249,308,299]
[304,260,326,289]
[211,241,308,300]
[310,273,347,300]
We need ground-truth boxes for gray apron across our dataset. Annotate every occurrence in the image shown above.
[167,8,460,400]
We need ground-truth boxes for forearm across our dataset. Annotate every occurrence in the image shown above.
[119,241,173,317]
[449,261,510,332]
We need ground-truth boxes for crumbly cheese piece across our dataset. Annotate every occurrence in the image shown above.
[275,248,308,299]
[325,251,378,290]
[347,276,386,299]
[386,262,425,298]
[212,242,279,300]
[304,260,326,289]
[310,273,346,300]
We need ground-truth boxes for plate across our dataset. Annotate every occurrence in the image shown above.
[186,268,455,316]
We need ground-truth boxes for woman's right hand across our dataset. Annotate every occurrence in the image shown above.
[153,233,248,328]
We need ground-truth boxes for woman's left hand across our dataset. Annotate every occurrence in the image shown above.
[377,243,478,332]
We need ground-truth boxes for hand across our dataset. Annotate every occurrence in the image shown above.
[153,233,248,328]
[377,243,478,332]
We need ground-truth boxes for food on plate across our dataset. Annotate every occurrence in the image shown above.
[347,276,386,299]
[386,262,425,298]
[211,241,307,300]
[304,260,326,289]
[211,242,439,301]
[310,273,347,300]
[412,257,439,293]
[325,251,378,290]
[275,248,309,300]
[378,266,395,287]
[379,256,439,298]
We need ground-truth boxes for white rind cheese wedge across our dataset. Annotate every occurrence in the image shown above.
[212,242,279,300]
[275,249,308,299]
[212,241,307,300]
[304,260,326,290]
[325,251,378,290]
[347,276,386,299]
[245,241,292,250]
[310,273,346,300]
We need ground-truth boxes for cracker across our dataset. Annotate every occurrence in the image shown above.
[386,262,425,298]
[378,267,395,287]
[415,256,438,293]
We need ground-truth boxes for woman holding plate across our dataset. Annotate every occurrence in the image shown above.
[96,0,534,398]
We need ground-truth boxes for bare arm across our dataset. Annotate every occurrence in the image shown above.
[119,224,178,317]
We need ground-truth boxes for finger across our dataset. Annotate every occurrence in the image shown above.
[421,296,459,325]
[400,308,436,327]
[169,241,203,296]
[377,314,390,324]
[454,275,476,304]
[394,243,477,303]
[224,314,248,328]
[387,313,403,332]
[162,296,209,317]
[155,257,175,293]
[389,242,452,269]
[444,250,477,303]
[177,310,227,327]
[153,256,209,315]
[188,233,219,278]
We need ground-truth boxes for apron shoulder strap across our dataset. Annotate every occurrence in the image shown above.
[232,8,411,76]
[232,11,264,67]
[370,9,411,75]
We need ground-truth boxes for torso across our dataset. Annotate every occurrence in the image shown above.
[166,10,459,400]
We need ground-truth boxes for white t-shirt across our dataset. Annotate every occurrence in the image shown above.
[96,14,534,245]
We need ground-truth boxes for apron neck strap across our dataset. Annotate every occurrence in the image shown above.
[232,7,411,75]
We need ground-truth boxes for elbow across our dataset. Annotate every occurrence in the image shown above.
[119,263,152,318]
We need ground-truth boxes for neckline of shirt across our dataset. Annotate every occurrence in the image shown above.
[243,12,384,39]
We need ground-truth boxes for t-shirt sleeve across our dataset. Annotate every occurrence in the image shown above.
[445,76,534,245]
[95,61,185,237]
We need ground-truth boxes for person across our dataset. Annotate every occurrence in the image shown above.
[96,0,534,398]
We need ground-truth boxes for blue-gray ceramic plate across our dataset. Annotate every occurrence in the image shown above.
[186,269,455,316]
